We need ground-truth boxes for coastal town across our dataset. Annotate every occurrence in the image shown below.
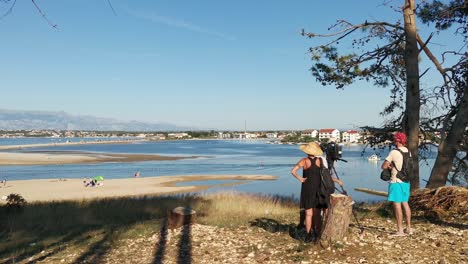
[0,128,442,144]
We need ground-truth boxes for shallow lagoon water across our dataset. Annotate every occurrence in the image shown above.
[0,138,436,202]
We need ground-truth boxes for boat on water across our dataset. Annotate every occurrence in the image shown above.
[368,154,381,161]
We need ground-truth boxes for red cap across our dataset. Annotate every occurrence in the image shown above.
[394,132,407,145]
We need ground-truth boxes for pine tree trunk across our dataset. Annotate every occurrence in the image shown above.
[168,207,196,229]
[319,194,353,247]
[427,88,468,188]
[403,0,421,190]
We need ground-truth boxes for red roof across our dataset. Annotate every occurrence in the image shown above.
[346,130,359,134]
[320,129,337,133]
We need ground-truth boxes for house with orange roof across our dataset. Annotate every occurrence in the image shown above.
[301,129,318,138]
[319,128,340,142]
[342,130,361,143]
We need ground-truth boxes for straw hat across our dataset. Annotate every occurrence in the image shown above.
[299,142,323,156]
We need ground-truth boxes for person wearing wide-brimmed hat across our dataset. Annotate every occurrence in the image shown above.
[291,142,343,241]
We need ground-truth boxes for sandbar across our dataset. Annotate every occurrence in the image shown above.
[0,139,146,151]
[0,139,197,165]
[0,151,197,165]
[0,175,277,202]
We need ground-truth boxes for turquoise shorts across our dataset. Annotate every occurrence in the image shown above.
[388,182,410,203]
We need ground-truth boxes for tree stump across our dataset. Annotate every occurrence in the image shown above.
[319,194,353,247]
[168,207,196,229]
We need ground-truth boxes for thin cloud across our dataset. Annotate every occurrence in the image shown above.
[127,9,235,41]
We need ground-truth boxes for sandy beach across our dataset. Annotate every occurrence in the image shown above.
[0,175,277,202]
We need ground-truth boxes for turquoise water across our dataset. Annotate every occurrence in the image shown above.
[0,138,437,202]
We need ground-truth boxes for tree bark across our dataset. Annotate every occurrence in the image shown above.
[426,87,468,188]
[168,207,196,229]
[403,0,420,190]
[319,194,353,247]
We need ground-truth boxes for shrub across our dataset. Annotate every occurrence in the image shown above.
[6,193,27,211]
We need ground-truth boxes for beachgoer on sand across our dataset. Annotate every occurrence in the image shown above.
[84,177,103,187]
[85,179,96,187]
[381,132,413,237]
[134,171,141,177]
[291,142,343,242]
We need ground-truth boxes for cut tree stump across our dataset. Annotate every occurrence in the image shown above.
[168,207,196,229]
[319,194,354,247]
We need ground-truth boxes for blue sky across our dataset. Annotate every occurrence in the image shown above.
[0,0,459,130]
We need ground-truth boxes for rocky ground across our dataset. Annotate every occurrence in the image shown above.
[8,186,467,263]
[31,216,466,264]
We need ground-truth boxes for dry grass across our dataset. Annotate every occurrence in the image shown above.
[195,191,297,227]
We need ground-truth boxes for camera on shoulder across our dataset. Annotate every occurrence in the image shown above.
[320,142,343,161]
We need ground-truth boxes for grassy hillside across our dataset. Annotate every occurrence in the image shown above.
[1,189,466,263]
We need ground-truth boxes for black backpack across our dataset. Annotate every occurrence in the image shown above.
[318,158,335,195]
[394,149,413,182]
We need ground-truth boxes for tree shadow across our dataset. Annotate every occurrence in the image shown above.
[3,230,89,264]
[71,228,116,264]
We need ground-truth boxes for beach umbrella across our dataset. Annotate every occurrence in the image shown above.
[92,176,104,181]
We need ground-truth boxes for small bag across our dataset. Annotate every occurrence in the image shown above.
[380,169,392,181]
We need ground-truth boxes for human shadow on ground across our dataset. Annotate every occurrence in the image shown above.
[177,215,192,264]
[250,218,308,242]
[153,212,193,264]
[153,218,169,264]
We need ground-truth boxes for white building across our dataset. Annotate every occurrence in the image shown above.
[342,130,361,143]
[218,132,232,139]
[266,132,278,138]
[233,133,257,139]
[301,129,318,138]
[168,133,190,139]
[319,129,340,142]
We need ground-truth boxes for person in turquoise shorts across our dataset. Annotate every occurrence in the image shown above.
[381,132,413,236]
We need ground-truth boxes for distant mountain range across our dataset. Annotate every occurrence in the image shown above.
[0,109,193,131]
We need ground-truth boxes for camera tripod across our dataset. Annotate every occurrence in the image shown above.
[327,157,348,194]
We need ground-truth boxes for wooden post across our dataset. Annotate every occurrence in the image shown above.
[319,194,353,247]
[168,207,196,229]
[354,187,388,197]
